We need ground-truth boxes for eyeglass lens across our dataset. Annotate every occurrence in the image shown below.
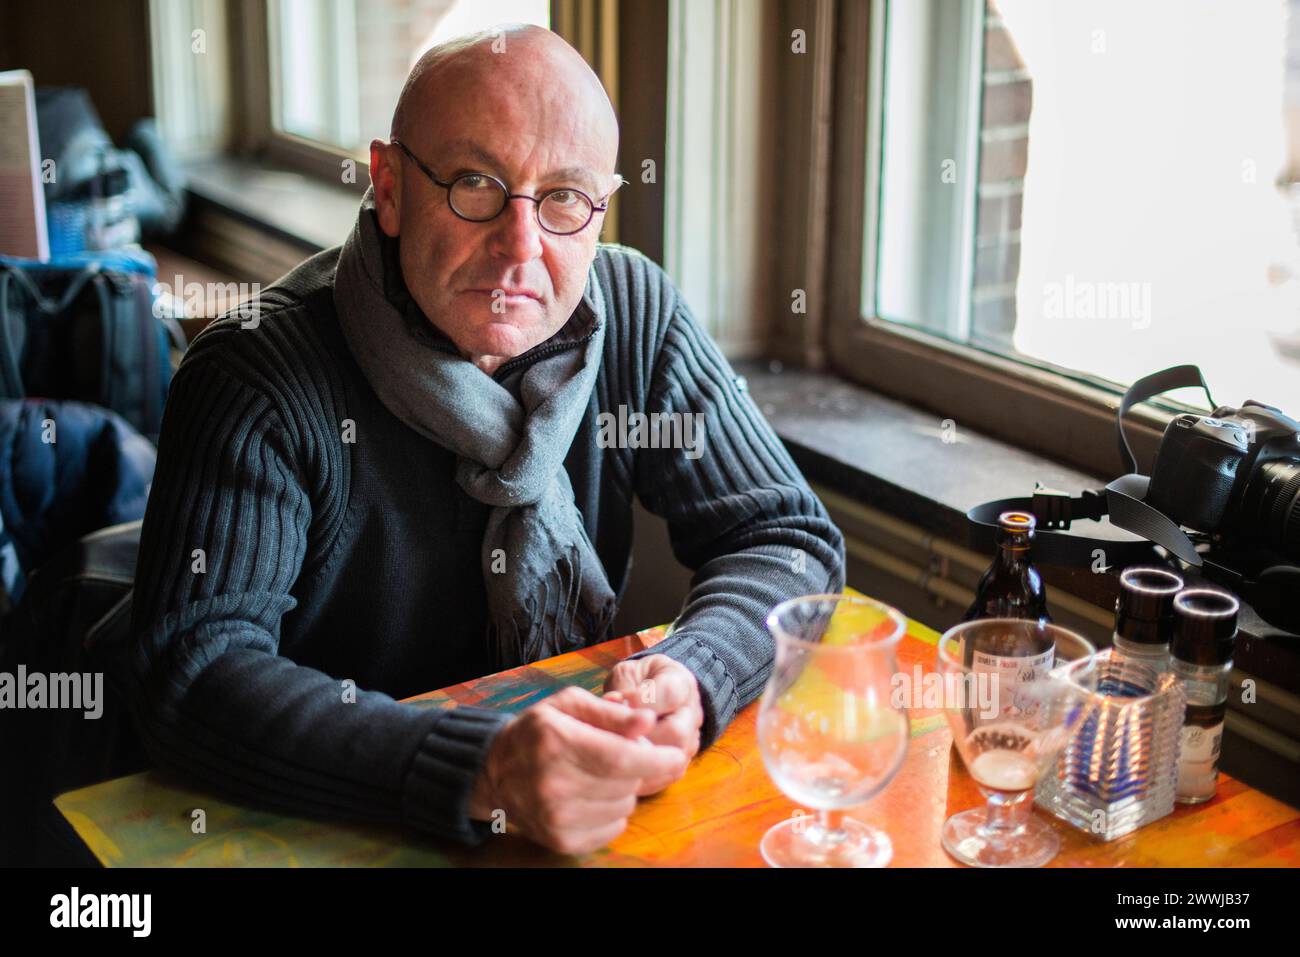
[447,176,594,234]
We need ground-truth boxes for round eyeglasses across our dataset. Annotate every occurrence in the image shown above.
[390,139,622,236]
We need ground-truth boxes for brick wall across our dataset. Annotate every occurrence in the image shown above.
[970,0,1031,351]
[1286,0,1300,182]
[355,0,460,147]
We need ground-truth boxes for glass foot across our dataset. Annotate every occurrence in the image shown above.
[761,815,893,868]
[941,807,1060,868]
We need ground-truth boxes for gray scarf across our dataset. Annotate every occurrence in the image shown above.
[333,187,617,670]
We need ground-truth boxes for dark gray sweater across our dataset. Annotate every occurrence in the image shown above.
[117,240,845,845]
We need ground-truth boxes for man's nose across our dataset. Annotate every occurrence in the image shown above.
[487,197,545,263]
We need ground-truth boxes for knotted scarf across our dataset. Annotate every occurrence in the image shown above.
[333,188,617,670]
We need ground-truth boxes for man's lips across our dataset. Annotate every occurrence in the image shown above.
[464,288,543,302]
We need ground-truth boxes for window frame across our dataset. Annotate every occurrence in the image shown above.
[228,0,622,206]
[824,0,1180,479]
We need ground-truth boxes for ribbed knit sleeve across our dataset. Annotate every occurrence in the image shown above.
[624,290,847,750]
[119,332,511,846]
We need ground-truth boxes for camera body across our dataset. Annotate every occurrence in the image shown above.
[1146,401,1300,559]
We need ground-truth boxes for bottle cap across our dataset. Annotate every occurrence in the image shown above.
[1115,565,1183,646]
[1171,588,1239,665]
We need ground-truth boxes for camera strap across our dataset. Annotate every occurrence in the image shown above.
[1085,365,1214,563]
[967,364,1215,570]
[1117,363,1215,474]
[966,485,1160,570]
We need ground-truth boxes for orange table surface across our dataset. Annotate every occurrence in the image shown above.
[55,602,1300,867]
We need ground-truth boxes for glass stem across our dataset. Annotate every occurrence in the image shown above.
[814,809,848,846]
[982,791,1032,838]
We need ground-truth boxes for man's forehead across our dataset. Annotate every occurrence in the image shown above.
[429,136,606,191]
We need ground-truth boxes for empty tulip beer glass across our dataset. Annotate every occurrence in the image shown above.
[758,594,910,867]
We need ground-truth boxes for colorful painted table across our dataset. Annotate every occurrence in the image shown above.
[54,596,1300,867]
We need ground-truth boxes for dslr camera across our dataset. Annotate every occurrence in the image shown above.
[1145,401,1300,561]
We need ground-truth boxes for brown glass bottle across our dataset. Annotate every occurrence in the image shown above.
[960,512,1054,719]
[963,511,1052,624]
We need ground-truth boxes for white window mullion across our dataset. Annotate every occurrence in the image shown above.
[150,0,232,158]
[873,0,984,339]
[665,0,767,358]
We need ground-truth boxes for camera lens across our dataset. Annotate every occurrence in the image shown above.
[1239,458,1300,559]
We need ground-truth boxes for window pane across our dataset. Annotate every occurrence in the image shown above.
[269,0,550,156]
[873,0,1300,414]
[875,0,983,342]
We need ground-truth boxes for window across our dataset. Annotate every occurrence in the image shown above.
[825,0,1300,476]
[151,0,550,170]
[869,0,1300,421]
[268,0,550,158]
[150,0,645,272]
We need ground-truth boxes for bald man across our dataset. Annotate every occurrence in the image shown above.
[120,25,844,855]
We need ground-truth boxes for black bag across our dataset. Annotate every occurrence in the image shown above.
[0,249,180,442]
[0,521,148,865]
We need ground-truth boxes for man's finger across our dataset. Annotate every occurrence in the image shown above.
[639,664,696,715]
[564,773,647,800]
[548,815,631,857]
[634,772,681,798]
[538,794,638,831]
[634,713,699,795]
[545,687,656,739]
[644,705,702,754]
[551,708,688,781]
[603,665,645,698]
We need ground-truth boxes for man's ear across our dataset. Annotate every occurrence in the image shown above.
[369,140,401,237]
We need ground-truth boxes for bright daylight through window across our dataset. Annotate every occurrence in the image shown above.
[875,0,1300,414]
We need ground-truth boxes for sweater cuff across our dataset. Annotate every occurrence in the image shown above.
[626,631,738,750]
[402,705,513,845]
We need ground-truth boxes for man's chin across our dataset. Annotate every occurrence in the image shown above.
[465,317,543,359]
[428,293,555,359]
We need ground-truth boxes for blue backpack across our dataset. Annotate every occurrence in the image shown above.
[0,398,156,615]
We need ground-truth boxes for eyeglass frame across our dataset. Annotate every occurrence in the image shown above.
[389,138,624,236]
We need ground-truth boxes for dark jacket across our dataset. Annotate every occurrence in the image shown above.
[0,398,154,612]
